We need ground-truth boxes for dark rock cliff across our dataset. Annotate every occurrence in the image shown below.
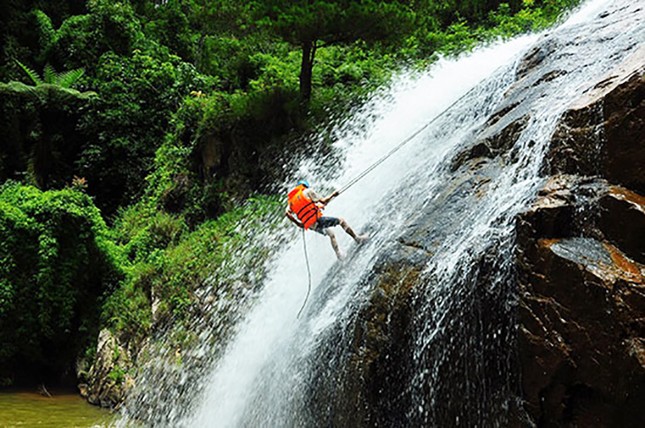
[516,45,645,426]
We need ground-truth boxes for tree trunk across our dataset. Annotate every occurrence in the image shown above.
[299,40,317,104]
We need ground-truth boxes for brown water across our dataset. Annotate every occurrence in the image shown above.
[0,390,112,428]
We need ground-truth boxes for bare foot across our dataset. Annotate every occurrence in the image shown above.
[355,234,369,244]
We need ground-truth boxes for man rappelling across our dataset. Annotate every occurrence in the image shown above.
[286,180,367,260]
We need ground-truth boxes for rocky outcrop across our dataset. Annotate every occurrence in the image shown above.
[77,329,136,408]
[517,176,645,426]
[599,187,645,264]
[330,260,420,427]
[547,46,645,194]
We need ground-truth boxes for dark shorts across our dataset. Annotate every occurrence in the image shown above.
[311,216,340,235]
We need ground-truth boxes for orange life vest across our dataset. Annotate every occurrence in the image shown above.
[288,185,322,229]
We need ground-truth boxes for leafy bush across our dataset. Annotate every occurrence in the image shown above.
[142,85,302,226]
[0,182,122,383]
[77,49,214,213]
[51,0,142,70]
[102,194,282,341]
[108,364,127,385]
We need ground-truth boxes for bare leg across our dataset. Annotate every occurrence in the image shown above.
[338,218,368,243]
[325,229,344,260]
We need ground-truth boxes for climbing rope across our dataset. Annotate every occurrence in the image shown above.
[335,81,480,196]
[336,124,429,195]
[297,228,312,318]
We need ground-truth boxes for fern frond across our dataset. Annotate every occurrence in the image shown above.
[15,60,43,86]
[43,64,57,84]
[57,68,85,88]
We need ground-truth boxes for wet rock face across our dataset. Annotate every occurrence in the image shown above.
[333,260,419,427]
[514,44,645,424]
[547,46,645,194]
[516,177,645,426]
[599,187,645,264]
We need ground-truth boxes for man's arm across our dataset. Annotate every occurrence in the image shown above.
[307,189,339,206]
[285,208,304,228]
[318,190,340,206]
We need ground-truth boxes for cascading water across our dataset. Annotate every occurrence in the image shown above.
[185,37,539,427]
[118,0,644,426]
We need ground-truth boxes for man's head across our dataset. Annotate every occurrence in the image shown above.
[297,179,310,188]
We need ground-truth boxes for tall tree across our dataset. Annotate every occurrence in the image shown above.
[254,0,415,103]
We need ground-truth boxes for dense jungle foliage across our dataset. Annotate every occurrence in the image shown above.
[0,0,580,387]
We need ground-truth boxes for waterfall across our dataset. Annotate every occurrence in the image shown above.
[118,0,644,426]
[187,35,538,427]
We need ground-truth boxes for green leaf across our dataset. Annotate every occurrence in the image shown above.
[57,68,85,88]
[43,64,56,84]
[15,60,43,86]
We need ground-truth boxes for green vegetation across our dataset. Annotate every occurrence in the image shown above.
[0,0,581,389]
[0,182,121,383]
[15,61,86,89]
[102,194,282,347]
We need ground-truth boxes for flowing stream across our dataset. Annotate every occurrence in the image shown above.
[119,0,644,426]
